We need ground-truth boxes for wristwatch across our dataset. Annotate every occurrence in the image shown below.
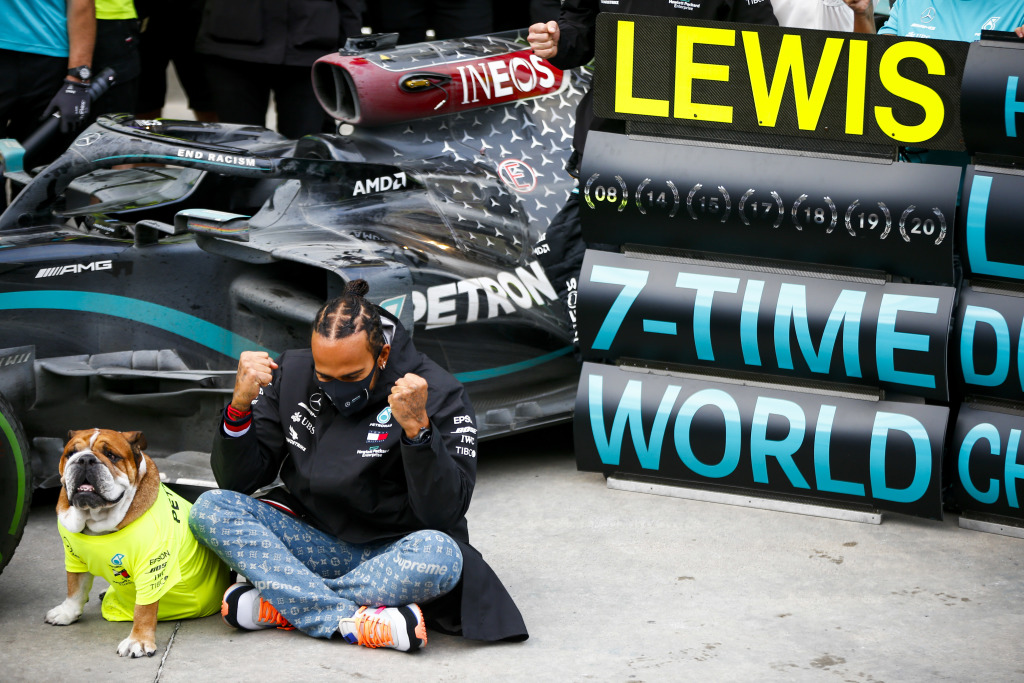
[67,65,92,82]
[404,426,432,445]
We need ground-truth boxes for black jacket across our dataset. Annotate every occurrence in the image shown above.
[196,0,364,66]
[549,0,779,156]
[211,310,527,642]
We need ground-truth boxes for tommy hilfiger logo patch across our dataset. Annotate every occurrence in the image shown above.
[367,431,389,443]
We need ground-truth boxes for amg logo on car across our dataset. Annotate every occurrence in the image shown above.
[35,260,113,278]
[353,172,407,196]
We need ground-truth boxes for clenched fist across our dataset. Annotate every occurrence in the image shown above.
[231,351,278,411]
[528,21,560,60]
[388,373,430,439]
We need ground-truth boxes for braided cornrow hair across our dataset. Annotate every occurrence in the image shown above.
[311,279,386,356]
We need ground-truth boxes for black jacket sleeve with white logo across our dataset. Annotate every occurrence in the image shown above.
[209,311,526,641]
[211,353,287,494]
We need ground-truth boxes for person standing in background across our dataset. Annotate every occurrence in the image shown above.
[88,0,141,119]
[873,0,1024,39]
[135,0,217,122]
[868,0,1024,165]
[196,0,364,139]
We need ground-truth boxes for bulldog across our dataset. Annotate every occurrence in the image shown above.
[45,429,229,657]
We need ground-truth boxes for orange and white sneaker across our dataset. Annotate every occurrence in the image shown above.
[339,604,427,652]
[220,582,294,631]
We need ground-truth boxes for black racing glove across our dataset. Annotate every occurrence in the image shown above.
[42,79,91,133]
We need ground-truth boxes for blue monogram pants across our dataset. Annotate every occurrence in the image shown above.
[188,489,463,639]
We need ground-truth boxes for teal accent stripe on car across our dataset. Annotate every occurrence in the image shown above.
[0,290,570,384]
[453,345,574,383]
[0,291,276,358]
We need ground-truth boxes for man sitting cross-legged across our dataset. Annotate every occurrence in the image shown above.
[188,279,527,651]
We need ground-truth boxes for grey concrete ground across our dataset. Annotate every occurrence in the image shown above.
[2,425,1023,682]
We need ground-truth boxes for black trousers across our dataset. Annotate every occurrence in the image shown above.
[0,48,71,166]
[0,49,66,141]
[90,18,142,119]
[136,0,213,112]
[205,56,331,139]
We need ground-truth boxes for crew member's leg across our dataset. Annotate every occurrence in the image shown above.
[205,56,271,128]
[90,19,142,119]
[269,64,331,139]
[365,0,428,45]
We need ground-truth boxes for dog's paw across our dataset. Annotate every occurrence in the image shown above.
[117,636,157,658]
[45,600,82,625]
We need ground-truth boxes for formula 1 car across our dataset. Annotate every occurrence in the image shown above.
[0,31,589,573]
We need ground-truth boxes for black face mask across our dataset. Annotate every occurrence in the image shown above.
[317,351,382,416]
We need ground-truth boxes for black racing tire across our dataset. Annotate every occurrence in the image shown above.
[0,393,32,576]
